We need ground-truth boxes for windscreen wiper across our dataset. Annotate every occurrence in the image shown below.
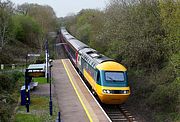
[107,76,116,82]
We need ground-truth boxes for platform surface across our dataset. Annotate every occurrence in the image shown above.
[52,59,110,122]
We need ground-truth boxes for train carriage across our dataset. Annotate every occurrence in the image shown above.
[60,28,88,65]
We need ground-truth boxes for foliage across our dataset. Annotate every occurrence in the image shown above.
[18,3,57,33]
[0,72,23,92]
[159,0,180,54]
[12,15,42,49]
[0,1,58,64]
[0,71,23,122]
[0,0,14,49]
[17,3,57,52]
[64,9,105,47]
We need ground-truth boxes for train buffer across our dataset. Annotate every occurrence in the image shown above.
[52,59,111,122]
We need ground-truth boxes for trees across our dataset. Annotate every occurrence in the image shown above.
[17,3,57,33]
[64,9,106,51]
[17,3,57,52]
[0,1,42,63]
[103,0,166,69]
[159,0,180,54]
[0,0,14,49]
[0,2,58,63]
[12,15,42,49]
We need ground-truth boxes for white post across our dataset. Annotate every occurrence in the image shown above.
[46,52,48,78]
[45,40,48,78]
[1,64,4,70]
[12,64,15,69]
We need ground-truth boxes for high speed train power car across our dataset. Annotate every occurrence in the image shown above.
[58,27,130,104]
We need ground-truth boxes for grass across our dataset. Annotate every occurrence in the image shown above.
[15,114,42,122]
[33,77,47,84]
[14,94,59,122]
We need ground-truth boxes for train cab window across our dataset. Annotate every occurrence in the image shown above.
[96,70,100,82]
[105,72,125,82]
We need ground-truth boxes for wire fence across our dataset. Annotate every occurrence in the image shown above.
[0,64,26,73]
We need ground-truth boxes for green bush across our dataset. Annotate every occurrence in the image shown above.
[0,72,23,92]
[0,71,23,122]
[11,71,24,82]
[0,74,13,92]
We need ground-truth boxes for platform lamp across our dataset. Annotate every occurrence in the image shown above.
[49,59,53,116]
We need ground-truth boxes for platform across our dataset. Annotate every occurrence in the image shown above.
[52,59,110,122]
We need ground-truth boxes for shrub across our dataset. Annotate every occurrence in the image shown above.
[0,71,23,122]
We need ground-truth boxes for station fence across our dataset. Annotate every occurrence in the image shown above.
[0,64,26,73]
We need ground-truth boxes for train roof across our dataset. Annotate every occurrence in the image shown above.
[69,39,89,51]
[61,28,114,68]
[61,28,89,51]
[79,48,113,69]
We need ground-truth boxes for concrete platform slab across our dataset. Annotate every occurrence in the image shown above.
[52,59,111,122]
[52,60,89,122]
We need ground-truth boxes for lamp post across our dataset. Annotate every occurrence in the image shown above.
[25,69,29,112]
[45,40,49,79]
[45,38,53,115]
[49,59,53,116]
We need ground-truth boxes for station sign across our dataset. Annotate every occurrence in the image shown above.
[27,72,45,77]
[28,54,40,57]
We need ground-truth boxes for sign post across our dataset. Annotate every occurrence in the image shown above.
[25,69,30,112]
[49,61,53,116]
[27,54,40,57]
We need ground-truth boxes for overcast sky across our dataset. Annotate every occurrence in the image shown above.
[10,0,108,17]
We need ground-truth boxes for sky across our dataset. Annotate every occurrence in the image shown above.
[10,0,108,17]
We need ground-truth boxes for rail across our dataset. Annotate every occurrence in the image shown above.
[102,105,137,122]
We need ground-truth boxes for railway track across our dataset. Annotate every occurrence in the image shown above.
[102,104,137,122]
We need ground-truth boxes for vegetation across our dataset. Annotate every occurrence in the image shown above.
[15,94,59,122]
[0,71,24,122]
[0,0,57,64]
[63,0,180,121]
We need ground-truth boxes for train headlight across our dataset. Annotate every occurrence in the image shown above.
[103,89,111,94]
[123,90,129,94]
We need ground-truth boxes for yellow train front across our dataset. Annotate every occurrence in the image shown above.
[95,61,130,104]
[83,60,130,104]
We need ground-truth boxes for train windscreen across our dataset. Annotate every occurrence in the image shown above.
[105,72,125,82]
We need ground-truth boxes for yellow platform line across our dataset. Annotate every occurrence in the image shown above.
[62,59,93,122]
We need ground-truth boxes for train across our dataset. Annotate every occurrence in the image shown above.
[58,27,130,104]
